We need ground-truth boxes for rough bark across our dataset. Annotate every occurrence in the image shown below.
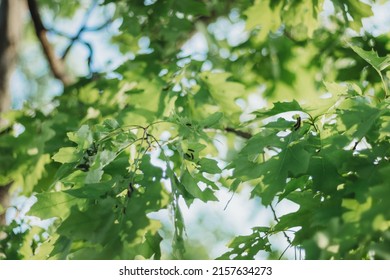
[0,0,24,225]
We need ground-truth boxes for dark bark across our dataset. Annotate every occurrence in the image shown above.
[225,127,252,139]
[0,0,24,225]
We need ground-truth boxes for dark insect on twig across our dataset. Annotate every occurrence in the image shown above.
[86,142,98,156]
[186,123,192,127]
[352,141,359,151]
[76,162,89,172]
[185,148,195,160]
[77,142,99,171]
[293,116,301,131]
[185,153,193,160]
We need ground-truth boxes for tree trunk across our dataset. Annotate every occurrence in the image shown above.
[0,0,24,225]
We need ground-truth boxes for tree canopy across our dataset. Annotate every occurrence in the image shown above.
[0,0,389,260]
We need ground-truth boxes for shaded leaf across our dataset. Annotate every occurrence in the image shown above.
[181,170,218,203]
[253,100,303,119]
[198,158,222,174]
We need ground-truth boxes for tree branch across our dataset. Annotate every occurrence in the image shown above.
[83,18,113,32]
[79,40,94,75]
[225,127,252,139]
[270,204,293,247]
[61,0,99,60]
[27,0,73,86]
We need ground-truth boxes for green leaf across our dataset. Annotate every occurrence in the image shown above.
[67,125,93,149]
[64,181,114,199]
[181,170,218,203]
[57,200,116,243]
[282,1,324,38]
[253,100,303,119]
[85,169,104,184]
[96,150,117,168]
[52,147,79,163]
[142,232,163,260]
[198,158,222,174]
[278,175,310,202]
[103,118,120,130]
[336,1,373,31]
[48,236,72,259]
[244,0,282,42]
[232,129,279,162]
[29,192,81,220]
[199,112,223,128]
[338,98,383,139]
[170,171,195,205]
[323,81,348,96]
[350,45,390,72]
[218,227,272,260]
[257,142,311,205]
[23,154,51,193]
[350,45,390,97]
[308,154,343,194]
[342,197,372,223]
[200,72,245,118]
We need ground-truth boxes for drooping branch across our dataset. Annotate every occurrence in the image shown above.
[46,0,110,76]
[27,0,73,86]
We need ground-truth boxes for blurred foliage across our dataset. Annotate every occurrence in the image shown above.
[1,0,390,260]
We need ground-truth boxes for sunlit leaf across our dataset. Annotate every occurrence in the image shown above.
[52,147,79,163]
[29,192,82,220]
[350,45,390,72]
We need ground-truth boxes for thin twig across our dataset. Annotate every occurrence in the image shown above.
[83,18,113,32]
[270,204,293,245]
[278,244,292,260]
[223,192,235,211]
[61,0,99,59]
[79,40,94,75]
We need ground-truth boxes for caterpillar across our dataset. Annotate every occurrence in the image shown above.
[293,116,301,131]
[185,148,195,160]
